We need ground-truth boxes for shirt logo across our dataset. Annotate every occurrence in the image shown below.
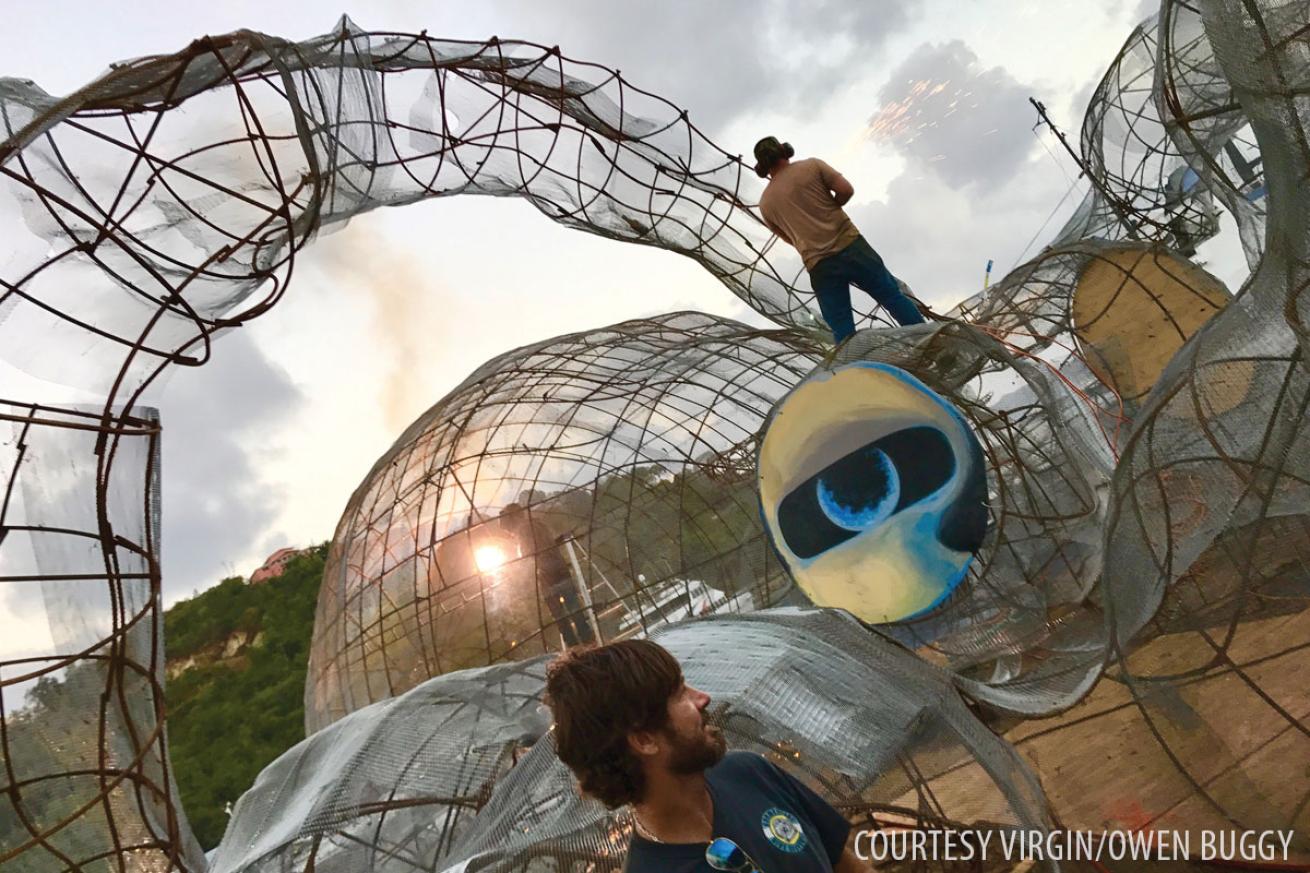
[760,807,807,853]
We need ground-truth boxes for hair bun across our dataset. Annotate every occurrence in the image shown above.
[783,142,795,159]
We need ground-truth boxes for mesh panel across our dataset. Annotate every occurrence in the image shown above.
[216,610,1055,873]
[305,312,821,731]
[0,403,205,871]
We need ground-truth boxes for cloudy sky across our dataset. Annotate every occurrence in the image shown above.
[1,0,1189,619]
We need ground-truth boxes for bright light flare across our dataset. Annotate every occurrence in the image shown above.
[475,545,508,573]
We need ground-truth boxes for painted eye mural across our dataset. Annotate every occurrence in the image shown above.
[758,362,988,623]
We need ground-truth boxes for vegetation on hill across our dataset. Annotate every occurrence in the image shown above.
[163,544,327,849]
[0,545,328,863]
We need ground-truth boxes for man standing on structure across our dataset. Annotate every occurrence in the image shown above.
[499,502,595,648]
[754,135,926,343]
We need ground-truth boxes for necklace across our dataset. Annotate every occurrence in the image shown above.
[632,812,664,843]
[632,797,713,844]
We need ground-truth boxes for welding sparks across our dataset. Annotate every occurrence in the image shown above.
[867,78,980,147]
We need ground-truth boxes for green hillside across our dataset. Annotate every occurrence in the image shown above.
[163,544,328,849]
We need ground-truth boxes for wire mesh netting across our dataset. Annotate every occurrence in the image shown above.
[305,312,822,732]
[218,610,1056,873]
[1091,0,1310,835]
[1,0,1308,870]
[0,402,206,870]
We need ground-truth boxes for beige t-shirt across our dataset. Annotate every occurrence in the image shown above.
[758,158,861,271]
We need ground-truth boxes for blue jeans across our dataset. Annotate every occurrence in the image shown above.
[808,236,925,342]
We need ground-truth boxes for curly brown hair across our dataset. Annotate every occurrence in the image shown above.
[544,640,682,808]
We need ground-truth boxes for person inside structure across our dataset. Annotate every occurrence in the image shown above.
[546,639,873,872]
[754,135,927,343]
[499,501,595,649]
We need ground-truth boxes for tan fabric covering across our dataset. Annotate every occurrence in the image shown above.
[1072,245,1231,404]
[758,157,861,271]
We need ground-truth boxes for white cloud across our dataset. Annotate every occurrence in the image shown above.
[869,40,1038,190]
[154,330,304,602]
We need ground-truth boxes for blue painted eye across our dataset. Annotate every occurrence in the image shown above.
[758,361,991,623]
[777,425,956,559]
[816,446,900,531]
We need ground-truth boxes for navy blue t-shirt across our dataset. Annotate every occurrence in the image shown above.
[624,751,850,873]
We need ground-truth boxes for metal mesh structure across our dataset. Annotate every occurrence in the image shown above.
[1090,0,1310,838]
[1,0,1309,870]
[1036,3,1263,261]
[1155,1,1268,267]
[216,610,1055,873]
[0,15,888,399]
[0,402,206,870]
[947,2,1261,427]
[949,239,1232,432]
[305,312,822,731]
[0,21,883,870]
[820,322,1115,717]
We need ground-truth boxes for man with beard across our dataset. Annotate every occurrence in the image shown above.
[545,640,872,872]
